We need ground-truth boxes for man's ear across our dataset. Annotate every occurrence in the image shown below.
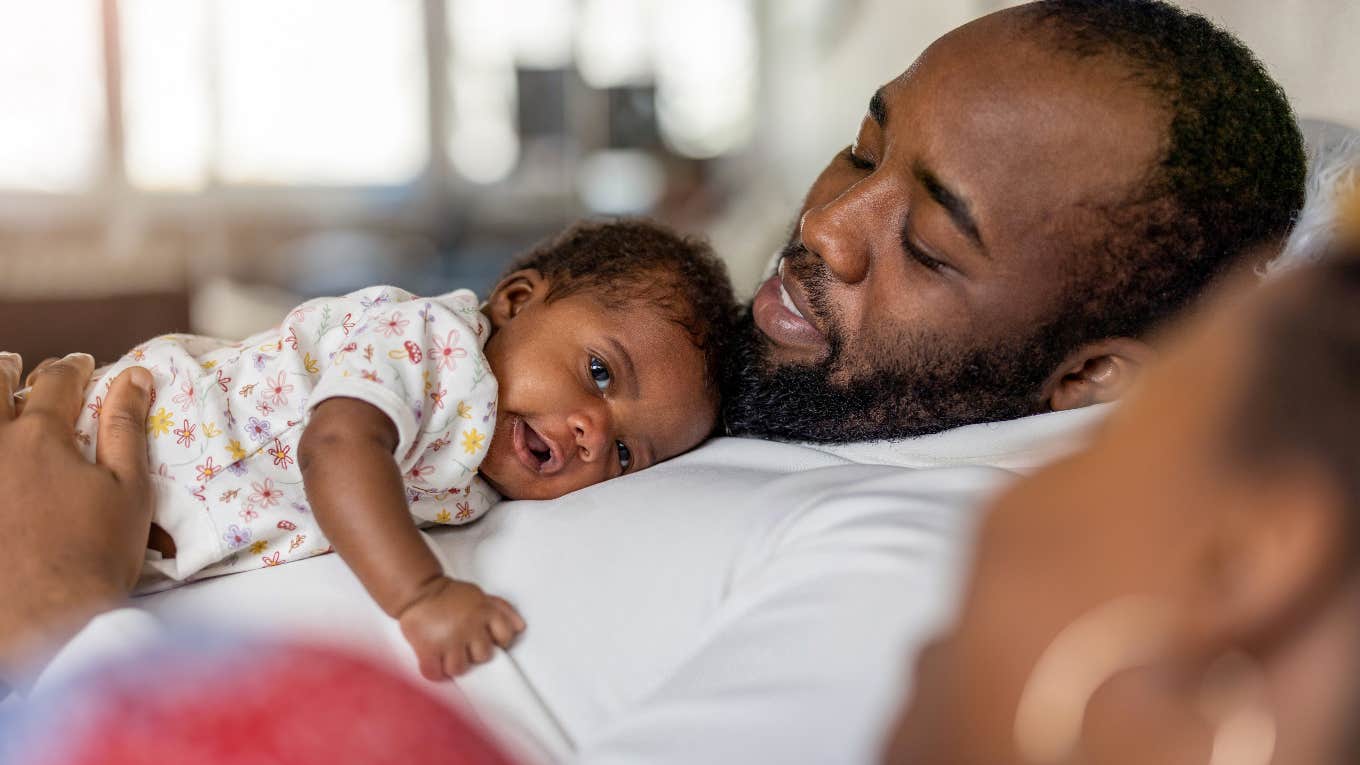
[1043,338,1155,411]
[484,269,546,329]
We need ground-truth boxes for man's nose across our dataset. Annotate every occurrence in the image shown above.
[798,179,890,285]
[565,404,611,464]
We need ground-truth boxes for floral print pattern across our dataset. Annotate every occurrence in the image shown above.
[72,286,499,588]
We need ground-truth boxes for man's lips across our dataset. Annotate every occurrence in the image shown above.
[751,261,827,352]
[511,416,564,476]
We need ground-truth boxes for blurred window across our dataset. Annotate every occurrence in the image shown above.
[653,0,757,159]
[445,0,522,185]
[119,0,212,191]
[0,0,757,195]
[445,0,756,186]
[121,0,429,189]
[577,0,757,158]
[0,0,105,192]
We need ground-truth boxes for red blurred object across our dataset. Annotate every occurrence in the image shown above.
[29,643,518,765]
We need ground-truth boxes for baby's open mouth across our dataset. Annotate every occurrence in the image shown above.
[512,416,563,475]
[525,425,552,464]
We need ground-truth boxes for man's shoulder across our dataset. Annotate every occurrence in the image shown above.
[657,436,854,474]
[519,436,1012,549]
[670,405,1108,478]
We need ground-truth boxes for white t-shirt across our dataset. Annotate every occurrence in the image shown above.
[23,406,1108,764]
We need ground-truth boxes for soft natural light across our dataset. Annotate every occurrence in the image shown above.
[215,0,429,186]
[576,0,655,88]
[0,0,105,192]
[446,65,520,184]
[449,0,513,67]
[510,0,575,69]
[578,149,665,214]
[120,0,212,191]
[654,0,757,158]
[449,118,520,185]
[0,0,760,194]
[447,0,520,184]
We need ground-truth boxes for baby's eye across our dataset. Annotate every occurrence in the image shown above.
[588,355,611,391]
[616,440,632,471]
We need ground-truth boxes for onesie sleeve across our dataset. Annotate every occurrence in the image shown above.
[303,287,499,508]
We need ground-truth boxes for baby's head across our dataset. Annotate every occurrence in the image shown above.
[478,219,738,500]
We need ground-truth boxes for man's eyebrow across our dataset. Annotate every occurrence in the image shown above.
[913,163,987,256]
[868,88,888,127]
[604,335,639,398]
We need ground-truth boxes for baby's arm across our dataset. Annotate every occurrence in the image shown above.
[299,397,524,680]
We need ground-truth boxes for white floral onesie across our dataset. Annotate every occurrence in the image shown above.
[74,286,499,591]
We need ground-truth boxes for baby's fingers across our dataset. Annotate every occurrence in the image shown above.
[467,635,493,665]
[494,597,526,631]
[442,644,470,678]
[488,598,525,648]
[417,645,451,682]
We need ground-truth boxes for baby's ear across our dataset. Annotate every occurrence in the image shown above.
[485,269,547,328]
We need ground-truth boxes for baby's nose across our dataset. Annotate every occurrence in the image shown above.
[566,407,610,463]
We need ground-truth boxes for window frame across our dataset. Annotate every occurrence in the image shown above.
[0,0,463,230]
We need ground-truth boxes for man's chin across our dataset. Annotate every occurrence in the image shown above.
[720,315,879,443]
[719,310,1059,444]
[749,328,831,371]
[721,364,895,443]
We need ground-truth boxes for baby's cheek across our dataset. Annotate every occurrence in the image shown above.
[499,464,606,502]
[477,431,515,493]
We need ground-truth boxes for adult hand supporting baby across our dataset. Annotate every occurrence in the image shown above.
[0,352,154,686]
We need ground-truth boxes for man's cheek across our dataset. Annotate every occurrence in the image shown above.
[816,288,866,356]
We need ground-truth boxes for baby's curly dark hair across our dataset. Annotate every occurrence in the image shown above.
[504,218,740,403]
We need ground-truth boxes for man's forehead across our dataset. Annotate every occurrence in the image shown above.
[881,13,1148,136]
[871,17,1166,228]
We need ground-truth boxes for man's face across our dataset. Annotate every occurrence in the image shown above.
[724,11,1166,442]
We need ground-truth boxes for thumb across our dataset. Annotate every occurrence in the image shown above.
[97,367,154,506]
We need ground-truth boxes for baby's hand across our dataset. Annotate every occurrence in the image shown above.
[398,577,526,680]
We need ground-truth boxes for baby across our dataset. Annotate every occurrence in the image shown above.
[67,219,738,678]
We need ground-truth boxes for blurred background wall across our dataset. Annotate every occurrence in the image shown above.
[1,0,1356,366]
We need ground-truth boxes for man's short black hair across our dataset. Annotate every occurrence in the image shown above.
[505,218,740,399]
[1019,0,1307,348]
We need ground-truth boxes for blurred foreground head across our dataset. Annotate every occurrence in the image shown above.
[887,229,1360,765]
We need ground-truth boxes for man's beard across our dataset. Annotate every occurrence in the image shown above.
[720,254,1071,444]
